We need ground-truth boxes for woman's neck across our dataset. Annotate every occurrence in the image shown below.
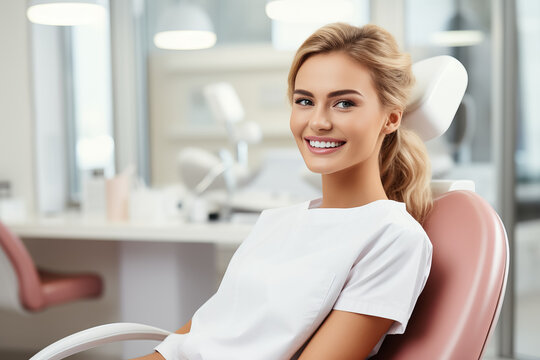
[319,161,387,209]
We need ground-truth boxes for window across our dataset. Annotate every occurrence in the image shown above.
[70,16,115,198]
[31,1,114,210]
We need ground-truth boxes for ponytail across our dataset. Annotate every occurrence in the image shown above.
[380,128,432,223]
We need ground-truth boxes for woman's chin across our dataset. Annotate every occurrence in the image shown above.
[305,163,339,175]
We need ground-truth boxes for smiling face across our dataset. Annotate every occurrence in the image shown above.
[290,51,397,176]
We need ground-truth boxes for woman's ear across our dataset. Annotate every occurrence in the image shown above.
[382,110,402,134]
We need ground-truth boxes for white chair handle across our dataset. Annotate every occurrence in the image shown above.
[30,322,172,360]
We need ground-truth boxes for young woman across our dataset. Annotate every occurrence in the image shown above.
[135,22,433,360]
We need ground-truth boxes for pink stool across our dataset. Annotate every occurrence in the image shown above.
[0,221,102,312]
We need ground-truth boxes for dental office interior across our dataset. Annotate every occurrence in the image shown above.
[0,0,539,359]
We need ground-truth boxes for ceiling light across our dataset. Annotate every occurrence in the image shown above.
[430,30,484,47]
[27,0,107,26]
[430,11,485,48]
[153,2,216,50]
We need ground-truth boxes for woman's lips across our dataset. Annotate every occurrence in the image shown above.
[304,137,346,155]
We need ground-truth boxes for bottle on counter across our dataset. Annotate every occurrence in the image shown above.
[0,181,27,223]
[81,168,107,221]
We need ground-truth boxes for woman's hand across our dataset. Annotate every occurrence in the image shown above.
[131,352,165,360]
[129,319,192,360]
[298,310,393,359]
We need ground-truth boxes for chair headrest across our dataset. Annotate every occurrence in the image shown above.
[402,55,468,141]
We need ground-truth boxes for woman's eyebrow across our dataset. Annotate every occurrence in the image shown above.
[293,89,364,98]
[327,89,364,98]
[293,89,313,97]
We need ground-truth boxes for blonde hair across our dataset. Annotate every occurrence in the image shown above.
[288,23,432,223]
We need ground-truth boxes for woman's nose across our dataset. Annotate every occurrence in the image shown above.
[309,108,332,132]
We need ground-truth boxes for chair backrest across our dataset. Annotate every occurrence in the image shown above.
[373,190,509,360]
[0,221,45,312]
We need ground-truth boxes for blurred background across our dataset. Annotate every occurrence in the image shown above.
[0,0,538,359]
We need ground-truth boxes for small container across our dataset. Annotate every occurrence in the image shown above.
[81,169,107,220]
[0,181,26,222]
[106,174,130,222]
[189,197,209,223]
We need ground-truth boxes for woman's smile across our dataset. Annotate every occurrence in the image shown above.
[304,136,346,154]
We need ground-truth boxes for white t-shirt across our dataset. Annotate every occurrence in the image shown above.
[155,199,432,360]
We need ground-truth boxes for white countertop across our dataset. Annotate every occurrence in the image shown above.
[8,214,254,245]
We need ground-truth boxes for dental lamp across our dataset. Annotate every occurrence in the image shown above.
[202,82,263,168]
[178,82,260,194]
[177,148,250,196]
[177,83,260,217]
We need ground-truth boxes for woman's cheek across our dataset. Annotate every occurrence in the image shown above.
[289,112,305,140]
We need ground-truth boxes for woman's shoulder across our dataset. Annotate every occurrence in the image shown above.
[376,202,432,250]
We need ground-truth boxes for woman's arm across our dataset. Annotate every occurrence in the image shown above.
[130,319,192,360]
[298,310,393,360]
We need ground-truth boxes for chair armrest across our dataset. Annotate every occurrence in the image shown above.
[30,322,172,360]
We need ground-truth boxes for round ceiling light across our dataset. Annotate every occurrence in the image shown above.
[27,0,107,26]
[430,30,484,47]
[154,30,217,50]
[153,2,216,50]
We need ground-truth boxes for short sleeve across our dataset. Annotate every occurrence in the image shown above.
[333,228,432,334]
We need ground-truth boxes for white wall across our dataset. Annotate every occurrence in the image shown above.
[0,0,36,213]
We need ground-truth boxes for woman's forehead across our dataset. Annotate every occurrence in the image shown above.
[295,52,375,95]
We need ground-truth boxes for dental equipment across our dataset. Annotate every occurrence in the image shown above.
[202,82,262,168]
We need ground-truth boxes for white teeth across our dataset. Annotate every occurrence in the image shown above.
[309,140,344,148]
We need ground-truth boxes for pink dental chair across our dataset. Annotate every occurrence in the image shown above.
[372,185,509,360]
[0,221,103,313]
[29,55,509,360]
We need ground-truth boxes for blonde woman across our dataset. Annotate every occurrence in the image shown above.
[136,22,433,360]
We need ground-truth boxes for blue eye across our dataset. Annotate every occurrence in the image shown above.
[335,100,355,109]
[295,98,313,106]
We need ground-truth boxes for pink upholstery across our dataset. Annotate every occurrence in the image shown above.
[0,221,45,310]
[373,190,508,360]
[39,270,103,309]
[0,221,103,312]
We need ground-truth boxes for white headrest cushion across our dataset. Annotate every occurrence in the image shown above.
[402,55,468,141]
